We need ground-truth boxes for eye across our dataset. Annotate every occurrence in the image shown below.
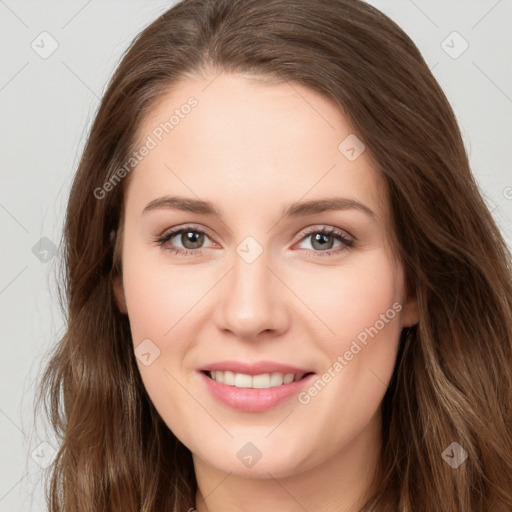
[155,225,355,257]
[155,225,215,256]
[295,226,355,257]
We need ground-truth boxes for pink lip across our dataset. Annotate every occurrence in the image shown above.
[198,368,316,413]
[200,360,313,376]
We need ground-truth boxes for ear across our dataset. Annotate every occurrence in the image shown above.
[401,293,419,327]
[112,274,128,314]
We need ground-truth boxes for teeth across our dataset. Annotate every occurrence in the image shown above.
[234,372,252,387]
[253,373,271,388]
[223,370,235,385]
[208,371,304,388]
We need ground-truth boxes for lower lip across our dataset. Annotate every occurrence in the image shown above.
[199,371,315,412]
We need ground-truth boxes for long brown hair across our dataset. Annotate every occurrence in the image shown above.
[35,0,512,510]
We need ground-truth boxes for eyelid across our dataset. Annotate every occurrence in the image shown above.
[158,223,216,241]
[157,223,354,243]
[296,224,355,243]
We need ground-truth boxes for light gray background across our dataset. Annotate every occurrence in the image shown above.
[1,1,511,510]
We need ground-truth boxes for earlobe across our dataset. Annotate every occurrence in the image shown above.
[112,274,128,314]
[401,294,419,327]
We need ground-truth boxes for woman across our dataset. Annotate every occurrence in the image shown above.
[36,0,512,510]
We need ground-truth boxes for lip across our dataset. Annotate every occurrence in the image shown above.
[198,365,316,413]
[199,360,313,376]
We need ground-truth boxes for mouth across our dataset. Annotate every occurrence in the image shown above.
[198,360,317,412]
[200,369,316,412]
[202,370,314,389]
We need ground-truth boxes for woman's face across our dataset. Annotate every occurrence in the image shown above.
[114,72,418,480]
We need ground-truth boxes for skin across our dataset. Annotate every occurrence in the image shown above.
[113,71,419,512]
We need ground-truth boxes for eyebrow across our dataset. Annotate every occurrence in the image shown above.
[142,195,375,220]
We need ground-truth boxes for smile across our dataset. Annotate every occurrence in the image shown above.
[205,370,310,388]
[199,367,316,413]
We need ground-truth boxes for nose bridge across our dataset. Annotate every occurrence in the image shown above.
[215,234,289,338]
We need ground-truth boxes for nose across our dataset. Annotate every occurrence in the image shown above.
[213,249,291,341]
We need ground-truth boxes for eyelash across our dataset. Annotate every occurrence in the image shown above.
[154,224,355,258]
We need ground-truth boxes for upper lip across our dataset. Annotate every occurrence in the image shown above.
[200,360,314,376]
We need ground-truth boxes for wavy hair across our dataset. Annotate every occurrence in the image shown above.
[35,0,512,510]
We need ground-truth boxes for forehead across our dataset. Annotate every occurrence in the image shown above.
[127,72,389,223]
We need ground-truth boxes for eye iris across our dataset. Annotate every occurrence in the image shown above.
[182,231,204,249]
[311,232,334,251]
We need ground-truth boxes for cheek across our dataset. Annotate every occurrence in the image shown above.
[297,253,404,406]
[122,248,202,343]
[299,252,403,343]
[121,247,211,403]
[121,253,206,429]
